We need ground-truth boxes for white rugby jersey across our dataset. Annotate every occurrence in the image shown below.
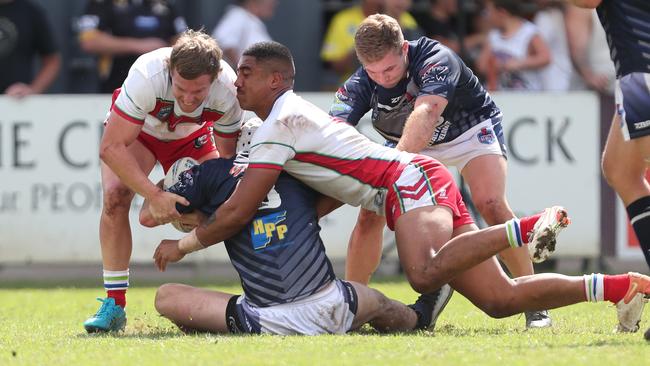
[112,47,243,141]
[248,91,415,215]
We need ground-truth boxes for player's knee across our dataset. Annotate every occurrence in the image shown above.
[473,196,507,224]
[476,291,517,318]
[154,283,178,316]
[102,185,134,217]
[356,210,384,228]
[405,273,436,295]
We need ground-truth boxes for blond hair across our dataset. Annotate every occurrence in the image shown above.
[168,29,222,80]
[354,14,404,64]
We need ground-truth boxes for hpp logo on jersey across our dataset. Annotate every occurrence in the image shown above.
[250,211,288,250]
[477,128,495,145]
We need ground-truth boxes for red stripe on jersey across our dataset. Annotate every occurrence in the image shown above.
[294,153,403,188]
[202,110,225,122]
[214,130,240,138]
[113,106,145,125]
[249,163,283,170]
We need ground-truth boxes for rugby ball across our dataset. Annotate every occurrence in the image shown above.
[163,157,199,232]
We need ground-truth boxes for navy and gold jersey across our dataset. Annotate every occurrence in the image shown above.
[330,37,500,145]
[167,158,335,307]
[597,0,650,78]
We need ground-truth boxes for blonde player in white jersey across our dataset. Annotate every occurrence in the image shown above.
[153,41,650,333]
[84,29,243,333]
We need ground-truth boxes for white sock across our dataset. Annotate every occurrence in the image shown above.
[583,273,604,302]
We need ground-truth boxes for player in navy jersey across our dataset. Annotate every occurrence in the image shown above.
[141,156,442,335]
[330,14,549,328]
[568,0,650,339]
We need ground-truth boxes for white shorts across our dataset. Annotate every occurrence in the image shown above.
[419,116,507,172]
[229,279,358,335]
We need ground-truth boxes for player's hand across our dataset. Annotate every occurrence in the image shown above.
[5,82,34,98]
[153,239,185,271]
[148,190,189,224]
[230,151,249,177]
[584,71,611,93]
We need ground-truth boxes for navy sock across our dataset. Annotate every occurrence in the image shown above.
[626,196,650,268]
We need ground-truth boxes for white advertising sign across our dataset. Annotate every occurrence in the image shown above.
[492,92,600,257]
[0,92,601,263]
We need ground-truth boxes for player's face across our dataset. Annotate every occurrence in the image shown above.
[363,43,409,89]
[170,69,213,113]
[235,56,271,110]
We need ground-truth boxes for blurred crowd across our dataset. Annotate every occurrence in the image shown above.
[0,0,615,97]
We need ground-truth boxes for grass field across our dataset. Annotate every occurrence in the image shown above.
[1,280,648,366]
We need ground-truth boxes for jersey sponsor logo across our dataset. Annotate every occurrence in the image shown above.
[330,101,352,115]
[634,120,650,130]
[429,118,451,144]
[436,187,448,199]
[193,133,210,149]
[250,211,289,251]
[335,87,350,102]
[477,127,495,145]
[420,62,448,83]
[152,99,174,121]
[331,89,353,115]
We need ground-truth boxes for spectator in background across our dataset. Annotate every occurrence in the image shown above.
[534,0,574,91]
[564,4,614,95]
[416,0,460,52]
[320,0,384,87]
[384,0,422,40]
[212,0,277,68]
[477,0,550,91]
[0,0,61,98]
[77,0,187,93]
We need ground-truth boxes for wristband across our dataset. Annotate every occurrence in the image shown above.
[177,228,206,254]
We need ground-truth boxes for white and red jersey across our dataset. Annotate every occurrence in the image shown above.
[248,91,415,215]
[111,47,243,141]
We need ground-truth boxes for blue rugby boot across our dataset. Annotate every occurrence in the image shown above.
[84,297,127,333]
[409,284,454,330]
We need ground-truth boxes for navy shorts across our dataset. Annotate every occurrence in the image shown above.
[615,72,650,140]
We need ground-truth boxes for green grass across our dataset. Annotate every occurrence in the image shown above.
[0,281,648,366]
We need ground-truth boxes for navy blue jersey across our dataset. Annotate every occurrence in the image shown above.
[167,159,335,307]
[330,37,500,145]
[597,0,650,78]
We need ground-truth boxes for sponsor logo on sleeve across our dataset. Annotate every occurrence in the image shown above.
[477,127,495,145]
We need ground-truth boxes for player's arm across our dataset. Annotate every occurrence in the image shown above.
[395,94,448,153]
[214,135,238,158]
[565,0,601,8]
[316,195,345,219]
[153,167,281,271]
[100,111,188,223]
[79,30,168,56]
[505,34,550,72]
